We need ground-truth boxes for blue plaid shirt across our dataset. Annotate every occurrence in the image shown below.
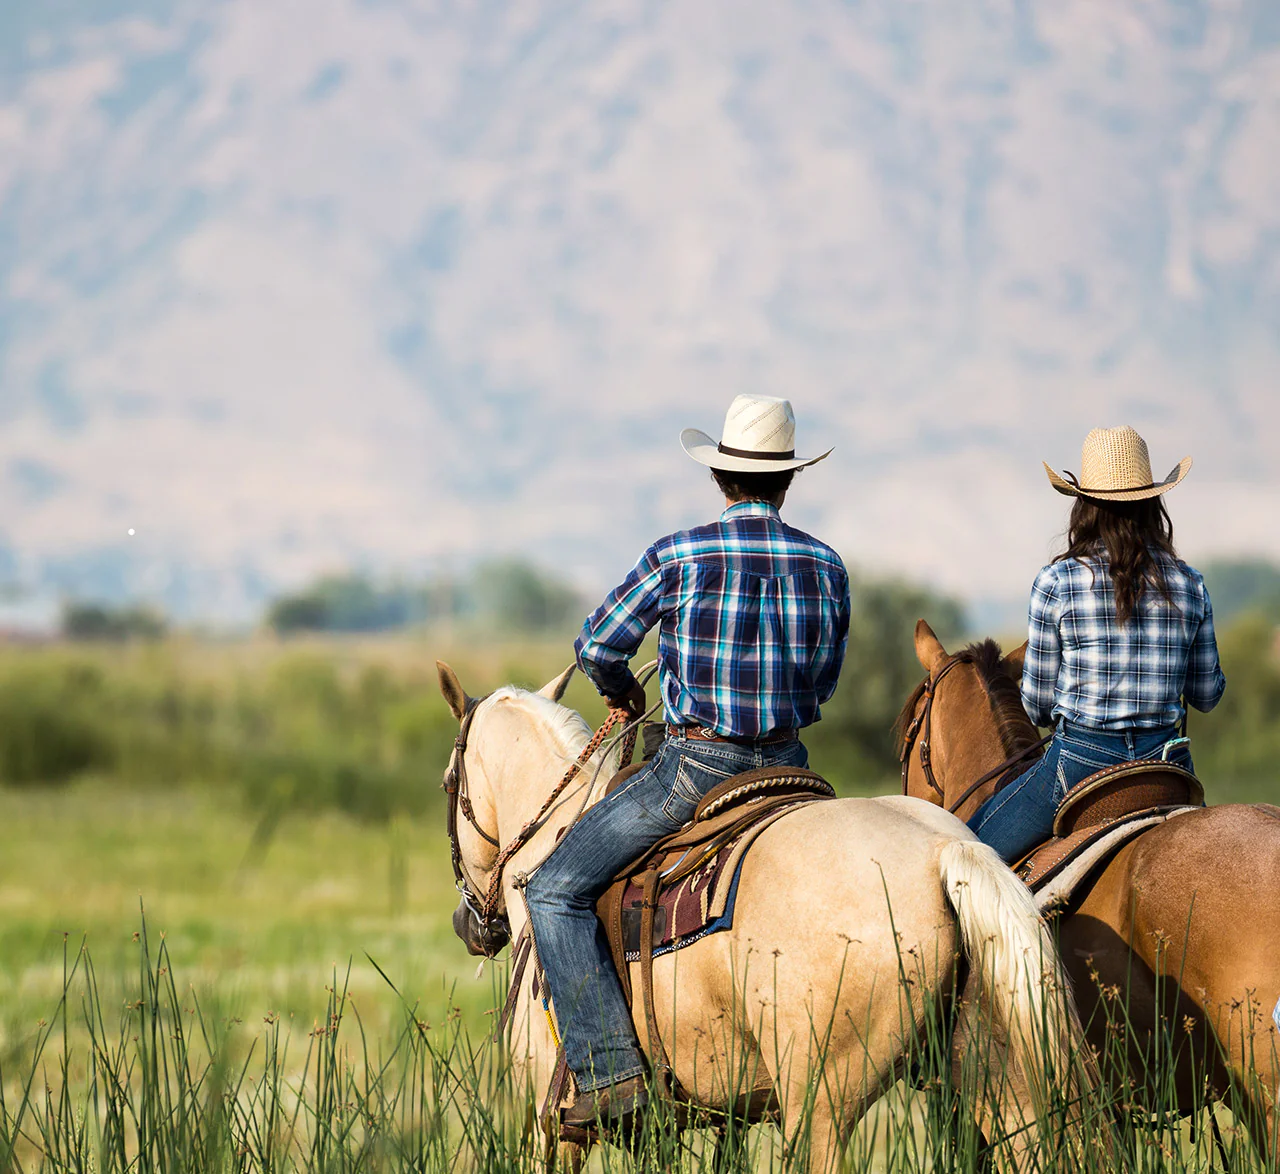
[575,502,850,737]
[1021,551,1226,731]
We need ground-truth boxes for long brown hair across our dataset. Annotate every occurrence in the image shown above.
[1057,497,1179,624]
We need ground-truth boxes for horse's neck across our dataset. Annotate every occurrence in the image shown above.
[482,700,619,886]
[939,677,1021,818]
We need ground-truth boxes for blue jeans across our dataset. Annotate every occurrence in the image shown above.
[523,732,809,1091]
[968,722,1193,865]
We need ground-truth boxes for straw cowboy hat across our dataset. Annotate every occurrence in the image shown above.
[1045,426,1192,502]
[681,394,832,474]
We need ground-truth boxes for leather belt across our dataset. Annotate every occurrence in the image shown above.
[666,723,798,746]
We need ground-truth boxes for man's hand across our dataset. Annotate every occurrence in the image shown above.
[606,680,647,722]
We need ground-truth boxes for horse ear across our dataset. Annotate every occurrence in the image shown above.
[437,661,473,722]
[538,664,576,703]
[1003,641,1028,681]
[914,619,949,674]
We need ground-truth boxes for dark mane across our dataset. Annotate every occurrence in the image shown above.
[893,638,1039,759]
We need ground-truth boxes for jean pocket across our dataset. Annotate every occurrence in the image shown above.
[662,756,737,823]
[1057,742,1124,799]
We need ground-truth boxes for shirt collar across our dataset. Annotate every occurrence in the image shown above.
[720,500,781,523]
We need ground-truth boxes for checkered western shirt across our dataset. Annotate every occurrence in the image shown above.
[575,502,851,738]
[1021,551,1226,731]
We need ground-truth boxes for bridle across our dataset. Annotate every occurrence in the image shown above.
[442,696,636,957]
[442,693,505,951]
[899,655,1050,816]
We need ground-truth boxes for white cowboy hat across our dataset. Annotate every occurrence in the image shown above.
[681,394,832,474]
[1045,425,1192,502]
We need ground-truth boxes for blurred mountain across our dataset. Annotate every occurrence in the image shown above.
[1,0,1278,617]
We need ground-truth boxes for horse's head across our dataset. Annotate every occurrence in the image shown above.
[452,898,511,957]
[436,660,581,957]
[895,619,1034,822]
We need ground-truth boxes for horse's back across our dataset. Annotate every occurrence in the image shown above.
[639,796,971,1107]
[1067,802,1280,1116]
[1122,803,1280,978]
[707,796,968,999]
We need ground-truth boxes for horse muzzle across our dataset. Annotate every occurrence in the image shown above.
[452,897,511,957]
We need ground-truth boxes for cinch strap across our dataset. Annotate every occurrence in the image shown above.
[717,443,795,461]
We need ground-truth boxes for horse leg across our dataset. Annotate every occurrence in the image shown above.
[951,984,1036,1171]
[755,998,902,1174]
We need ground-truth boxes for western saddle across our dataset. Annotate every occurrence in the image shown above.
[1013,759,1204,891]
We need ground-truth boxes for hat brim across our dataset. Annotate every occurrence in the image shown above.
[1044,456,1192,501]
[681,428,831,473]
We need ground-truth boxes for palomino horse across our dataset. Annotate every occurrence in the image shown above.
[900,621,1280,1163]
[437,661,1088,1171]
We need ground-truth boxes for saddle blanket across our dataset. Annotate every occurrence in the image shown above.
[1031,805,1200,916]
[617,801,801,962]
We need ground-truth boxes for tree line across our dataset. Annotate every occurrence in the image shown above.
[7,558,1275,815]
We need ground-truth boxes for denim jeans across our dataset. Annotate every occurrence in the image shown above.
[523,732,809,1091]
[968,722,1193,865]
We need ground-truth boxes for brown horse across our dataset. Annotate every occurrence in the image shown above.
[899,620,1280,1163]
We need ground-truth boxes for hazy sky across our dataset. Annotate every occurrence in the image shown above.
[1,0,1277,617]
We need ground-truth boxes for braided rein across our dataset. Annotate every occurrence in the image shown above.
[444,699,637,950]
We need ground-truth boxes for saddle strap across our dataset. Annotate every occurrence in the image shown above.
[494,926,532,1041]
[540,1047,571,1157]
[639,867,685,1100]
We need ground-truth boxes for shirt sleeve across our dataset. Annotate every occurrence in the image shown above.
[1185,580,1227,713]
[813,565,851,704]
[1020,565,1062,729]
[573,545,666,699]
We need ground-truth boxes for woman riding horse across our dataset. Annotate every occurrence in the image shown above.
[969,426,1226,864]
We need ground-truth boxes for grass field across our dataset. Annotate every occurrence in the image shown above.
[0,631,1274,1170]
[0,783,487,1042]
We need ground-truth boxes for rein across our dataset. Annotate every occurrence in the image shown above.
[899,655,1050,815]
[443,697,637,956]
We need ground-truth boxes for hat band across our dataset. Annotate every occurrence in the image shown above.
[717,442,796,461]
[1063,471,1157,495]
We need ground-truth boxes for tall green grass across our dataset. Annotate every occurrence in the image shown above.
[0,914,1271,1173]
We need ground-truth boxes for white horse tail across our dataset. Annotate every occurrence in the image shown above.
[938,837,1091,1144]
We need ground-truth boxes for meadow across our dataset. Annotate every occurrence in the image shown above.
[0,615,1275,1170]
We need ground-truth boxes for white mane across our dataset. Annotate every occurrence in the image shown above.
[488,686,593,759]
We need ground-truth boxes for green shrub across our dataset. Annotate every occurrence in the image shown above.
[1192,611,1280,789]
[0,666,114,784]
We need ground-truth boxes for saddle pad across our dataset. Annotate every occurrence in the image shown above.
[618,800,809,962]
[1023,806,1200,916]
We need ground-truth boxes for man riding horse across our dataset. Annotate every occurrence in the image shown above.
[523,394,851,1132]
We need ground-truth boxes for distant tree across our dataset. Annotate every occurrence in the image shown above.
[817,576,968,777]
[62,602,167,641]
[264,562,581,635]
[471,558,585,632]
[267,575,428,634]
[1191,612,1280,785]
[1201,560,1280,625]
[266,593,331,633]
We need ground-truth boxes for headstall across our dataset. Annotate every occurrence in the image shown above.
[899,655,1049,815]
[443,697,635,957]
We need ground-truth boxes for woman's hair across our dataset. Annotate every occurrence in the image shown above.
[710,467,796,503]
[1056,496,1179,624]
